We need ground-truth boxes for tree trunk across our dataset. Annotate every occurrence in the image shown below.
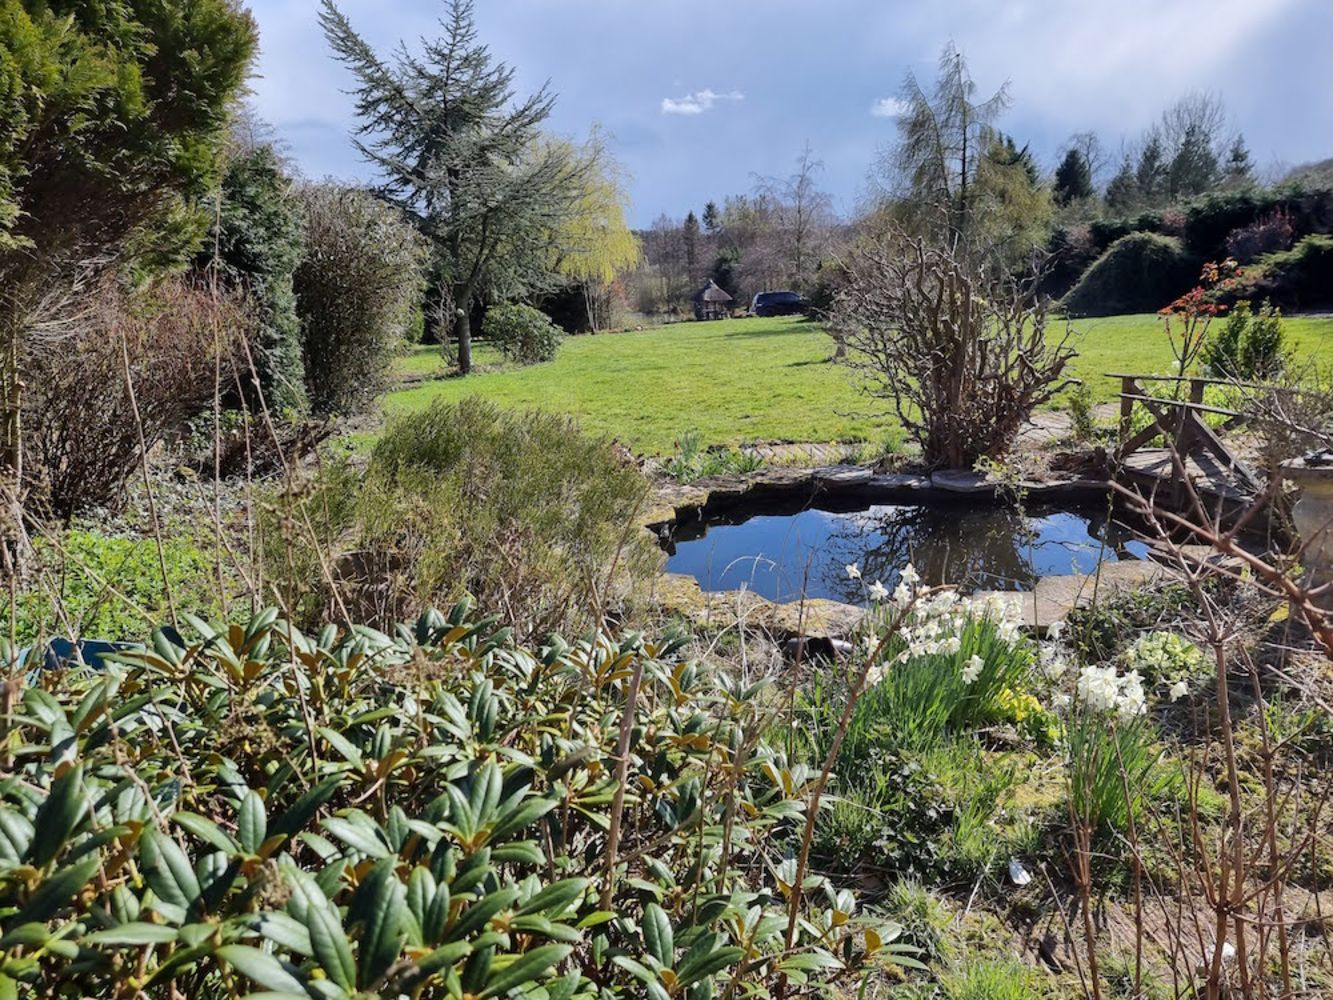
[454,293,473,374]
[0,311,26,577]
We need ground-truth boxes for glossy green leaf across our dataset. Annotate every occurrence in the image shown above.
[172,811,239,855]
[216,945,307,994]
[291,877,356,992]
[31,764,88,866]
[642,903,674,968]
[478,944,573,999]
[516,877,589,918]
[239,790,267,855]
[351,857,406,987]
[85,923,181,946]
[140,828,202,912]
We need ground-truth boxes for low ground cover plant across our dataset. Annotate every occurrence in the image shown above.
[2,527,224,649]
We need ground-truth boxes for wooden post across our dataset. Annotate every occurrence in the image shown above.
[1119,377,1136,449]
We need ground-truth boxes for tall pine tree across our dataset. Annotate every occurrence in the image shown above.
[322,0,584,373]
[1224,135,1255,189]
[1053,148,1094,206]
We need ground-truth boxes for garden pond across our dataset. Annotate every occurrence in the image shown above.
[662,496,1153,604]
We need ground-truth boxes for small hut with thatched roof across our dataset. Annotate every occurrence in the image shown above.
[691,280,733,321]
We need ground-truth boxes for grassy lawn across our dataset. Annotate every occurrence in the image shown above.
[383,313,1333,455]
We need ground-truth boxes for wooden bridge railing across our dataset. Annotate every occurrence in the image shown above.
[1106,372,1261,493]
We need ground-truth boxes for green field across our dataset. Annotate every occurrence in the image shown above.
[384,314,1333,455]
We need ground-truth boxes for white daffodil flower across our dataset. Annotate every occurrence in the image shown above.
[962,654,984,685]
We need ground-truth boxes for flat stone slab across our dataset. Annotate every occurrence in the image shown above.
[765,598,864,639]
[866,473,931,492]
[652,573,863,639]
[930,470,997,494]
[977,560,1174,632]
[813,465,874,487]
[653,572,770,626]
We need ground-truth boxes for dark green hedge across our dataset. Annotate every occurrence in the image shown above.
[1061,232,1197,317]
[1217,235,1333,311]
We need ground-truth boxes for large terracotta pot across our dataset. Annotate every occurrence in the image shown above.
[1283,451,1333,601]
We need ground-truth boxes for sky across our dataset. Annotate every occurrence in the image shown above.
[248,0,1333,228]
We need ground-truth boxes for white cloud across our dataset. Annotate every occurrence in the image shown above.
[869,96,908,118]
[661,88,744,115]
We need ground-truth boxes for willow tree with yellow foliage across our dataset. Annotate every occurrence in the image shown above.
[551,136,641,332]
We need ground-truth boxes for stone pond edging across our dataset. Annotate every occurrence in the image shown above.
[644,464,1111,529]
[646,464,1169,641]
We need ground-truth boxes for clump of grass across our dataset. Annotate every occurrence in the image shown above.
[661,431,765,483]
[883,879,954,964]
[264,397,659,637]
[938,957,1045,1000]
[1065,683,1180,838]
[844,600,1037,755]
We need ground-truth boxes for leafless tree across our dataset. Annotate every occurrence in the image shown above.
[1062,130,1108,192]
[834,228,1076,468]
[757,142,836,291]
[1158,91,1231,160]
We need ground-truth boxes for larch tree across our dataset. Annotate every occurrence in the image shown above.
[321,0,586,373]
[885,42,1010,249]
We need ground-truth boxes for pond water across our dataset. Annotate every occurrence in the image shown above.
[662,499,1153,604]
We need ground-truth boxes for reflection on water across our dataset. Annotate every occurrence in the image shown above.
[663,500,1151,604]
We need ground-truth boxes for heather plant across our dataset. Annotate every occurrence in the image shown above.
[1224,208,1295,264]
[265,398,658,636]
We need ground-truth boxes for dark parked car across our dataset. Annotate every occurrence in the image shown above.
[751,290,809,317]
